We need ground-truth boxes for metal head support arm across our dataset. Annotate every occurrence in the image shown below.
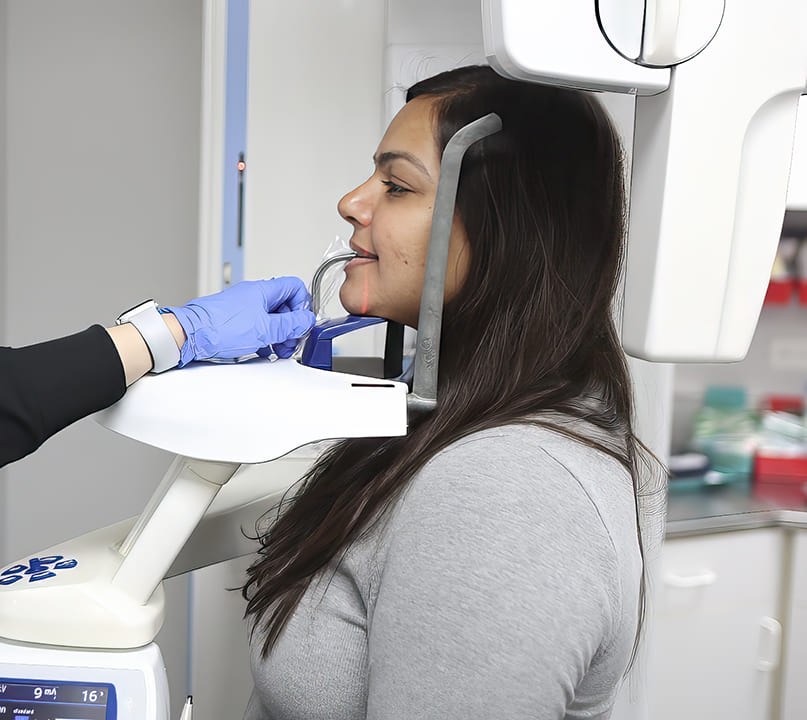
[408,112,503,416]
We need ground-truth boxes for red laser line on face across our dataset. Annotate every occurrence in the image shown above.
[360,272,370,315]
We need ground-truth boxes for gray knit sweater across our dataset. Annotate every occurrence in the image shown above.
[244,424,642,719]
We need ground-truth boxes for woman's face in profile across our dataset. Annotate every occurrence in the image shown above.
[338,96,470,328]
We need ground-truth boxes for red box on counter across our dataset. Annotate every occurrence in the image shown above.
[799,279,807,306]
[764,279,795,305]
[759,395,805,414]
[754,451,807,504]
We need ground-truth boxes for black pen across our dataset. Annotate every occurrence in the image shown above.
[179,695,193,720]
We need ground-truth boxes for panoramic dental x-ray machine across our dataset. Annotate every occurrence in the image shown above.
[0,1,805,717]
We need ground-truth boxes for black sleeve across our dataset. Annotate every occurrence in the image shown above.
[0,325,127,468]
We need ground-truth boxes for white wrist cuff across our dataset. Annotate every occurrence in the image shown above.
[116,300,181,373]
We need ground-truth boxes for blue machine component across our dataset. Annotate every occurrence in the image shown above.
[221,0,249,286]
[300,316,386,371]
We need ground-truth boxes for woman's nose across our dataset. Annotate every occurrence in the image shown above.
[338,178,373,227]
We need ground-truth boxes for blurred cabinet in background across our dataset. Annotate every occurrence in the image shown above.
[648,526,807,719]
[781,530,807,719]
[647,529,784,720]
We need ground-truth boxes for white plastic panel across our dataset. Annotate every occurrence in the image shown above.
[596,0,646,61]
[787,95,807,210]
[640,0,724,67]
[483,0,669,94]
[169,457,313,576]
[483,0,807,361]
[95,359,408,463]
[0,520,163,648]
[622,0,807,361]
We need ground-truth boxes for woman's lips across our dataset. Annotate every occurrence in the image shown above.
[346,255,377,270]
[346,248,378,269]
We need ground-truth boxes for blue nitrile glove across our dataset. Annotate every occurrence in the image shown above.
[163,277,315,366]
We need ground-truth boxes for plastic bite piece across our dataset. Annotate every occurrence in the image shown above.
[300,315,386,371]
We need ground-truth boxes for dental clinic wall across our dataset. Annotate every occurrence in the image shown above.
[0,2,203,717]
[242,2,385,286]
[241,0,388,361]
[0,2,7,530]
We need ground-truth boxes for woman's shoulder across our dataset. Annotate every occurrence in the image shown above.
[416,422,632,507]
[390,422,639,566]
[371,421,642,644]
[429,421,621,465]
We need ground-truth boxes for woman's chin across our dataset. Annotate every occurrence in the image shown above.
[339,290,369,317]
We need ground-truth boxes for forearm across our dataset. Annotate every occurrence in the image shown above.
[105,313,186,386]
[0,326,128,467]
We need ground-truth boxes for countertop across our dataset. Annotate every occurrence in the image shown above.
[666,482,807,538]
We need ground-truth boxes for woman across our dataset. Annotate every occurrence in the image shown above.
[243,65,661,719]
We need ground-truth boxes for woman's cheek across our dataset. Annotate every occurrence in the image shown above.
[358,271,371,315]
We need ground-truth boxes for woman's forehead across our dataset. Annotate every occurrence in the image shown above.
[377,97,440,170]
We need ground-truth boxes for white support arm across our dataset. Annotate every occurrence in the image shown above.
[111,457,238,605]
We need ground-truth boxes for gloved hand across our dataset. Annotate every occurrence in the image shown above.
[164,277,315,366]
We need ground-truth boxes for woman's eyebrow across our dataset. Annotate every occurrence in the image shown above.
[373,151,432,180]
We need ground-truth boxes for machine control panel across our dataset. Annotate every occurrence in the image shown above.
[0,641,169,720]
[0,678,115,719]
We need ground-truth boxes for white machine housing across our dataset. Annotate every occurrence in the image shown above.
[0,641,169,720]
[485,0,807,361]
[0,359,407,648]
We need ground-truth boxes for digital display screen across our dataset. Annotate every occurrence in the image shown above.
[0,678,116,719]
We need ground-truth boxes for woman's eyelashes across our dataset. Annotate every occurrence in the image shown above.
[381,179,411,195]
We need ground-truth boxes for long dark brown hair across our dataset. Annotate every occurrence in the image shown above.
[244,66,662,664]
